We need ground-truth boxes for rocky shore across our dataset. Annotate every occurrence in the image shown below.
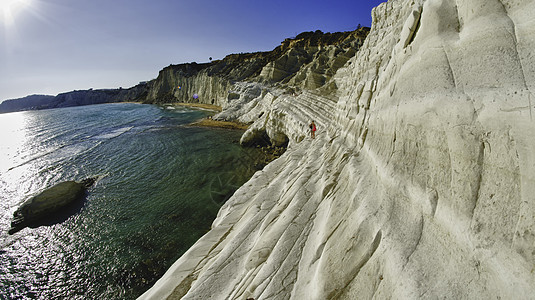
[187,116,286,170]
[140,0,535,299]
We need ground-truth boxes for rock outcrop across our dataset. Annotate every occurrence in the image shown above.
[9,178,96,234]
[140,0,535,299]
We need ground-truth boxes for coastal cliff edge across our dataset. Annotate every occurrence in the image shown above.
[140,0,535,298]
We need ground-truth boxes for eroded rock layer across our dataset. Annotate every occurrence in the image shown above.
[144,29,368,107]
[140,0,535,299]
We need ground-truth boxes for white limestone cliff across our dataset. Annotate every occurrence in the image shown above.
[140,0,535,299]
[144,30,367,108]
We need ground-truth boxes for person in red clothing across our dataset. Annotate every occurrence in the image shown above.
[309,121,317,139]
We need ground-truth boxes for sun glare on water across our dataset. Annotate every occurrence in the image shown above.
[0,0,33,26]
[0,111,29,173]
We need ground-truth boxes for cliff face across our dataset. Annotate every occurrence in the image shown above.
[143,29,368,107]
[140,0,535,299]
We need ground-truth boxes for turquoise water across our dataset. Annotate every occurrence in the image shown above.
[0,103,261,299]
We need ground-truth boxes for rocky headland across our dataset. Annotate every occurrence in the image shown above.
[139,0,535,299]
[0,29,368,114]
[0,84,150,113]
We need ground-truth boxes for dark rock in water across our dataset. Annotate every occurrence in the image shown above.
[9,178,96,234]
[79,177,96,188]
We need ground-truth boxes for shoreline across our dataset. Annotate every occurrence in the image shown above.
[188,118,250,130]
[174,102,222,112]
[167,102,250,130]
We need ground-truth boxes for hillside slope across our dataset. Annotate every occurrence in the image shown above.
[140,0,535,299]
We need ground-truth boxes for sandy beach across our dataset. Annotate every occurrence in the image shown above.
[175,102,222,112]
[189,118,249,130]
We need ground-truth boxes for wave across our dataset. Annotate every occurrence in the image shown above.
[7,124,142,173]
[6,140,105,172]
[92,126,134,140]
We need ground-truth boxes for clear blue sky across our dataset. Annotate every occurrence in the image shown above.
[0,0,386,102]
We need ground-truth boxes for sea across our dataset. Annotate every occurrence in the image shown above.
[0,103,263,299]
